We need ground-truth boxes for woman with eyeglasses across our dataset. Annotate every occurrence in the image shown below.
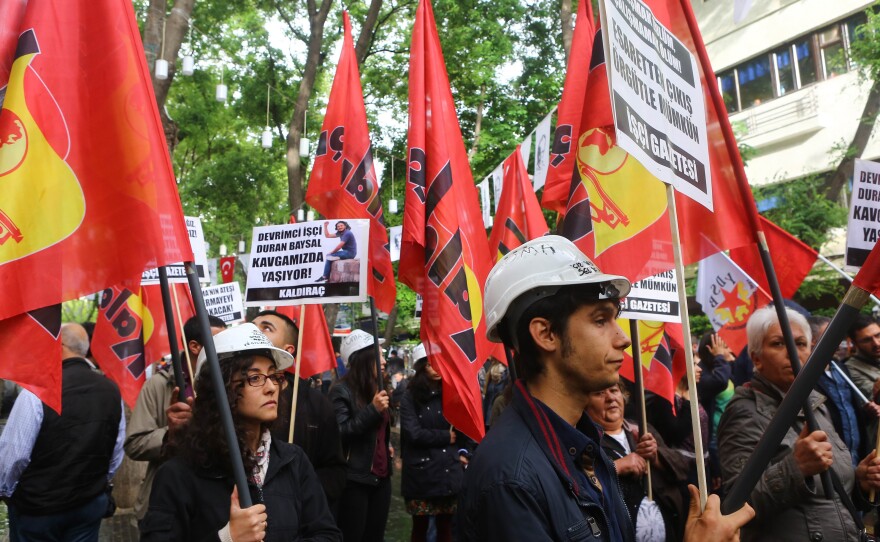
[140,323,341,541]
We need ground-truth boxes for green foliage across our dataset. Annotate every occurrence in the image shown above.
[754,175,847,251]
[62,297,99,324]
[849,5,880,83]
[688,314,712,339]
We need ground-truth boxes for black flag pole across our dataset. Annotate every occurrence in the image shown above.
[158,266,186,403]
[628,319,652,500]
[184,261,252,507]
[369,297,384,393]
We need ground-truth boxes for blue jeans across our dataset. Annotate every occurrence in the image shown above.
[9,492,107,542]
[323,249,355,279]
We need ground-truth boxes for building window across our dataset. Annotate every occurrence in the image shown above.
[774,46,796,96]
[819,24,847,78]
[794,37,818,86]
[737,56,773,108]
[718,70,739,113]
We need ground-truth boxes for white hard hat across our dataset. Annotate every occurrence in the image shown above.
[196,323,294,376]
[484,235,631,344]
[412,343,427,363]
[340,329,375,365]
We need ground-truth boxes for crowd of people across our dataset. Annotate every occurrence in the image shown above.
[2,235,880,541]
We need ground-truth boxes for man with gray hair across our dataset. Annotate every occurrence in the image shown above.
[718,306,880,541]
[0,323,125,541]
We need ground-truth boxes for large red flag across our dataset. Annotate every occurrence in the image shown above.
[541,0,594,213]
[487,147,549,260]
[400,0,497,441]
[275,304,337,379]
[729,216,817,299]
[618,319,686,406]
[853,238,880,297]
[305,12,396,314]
[0,306,63,411]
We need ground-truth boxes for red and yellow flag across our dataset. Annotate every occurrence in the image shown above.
[305,11,396,313]
[400,0,497,441]
[488,147,548,260]
[619,319,686,406]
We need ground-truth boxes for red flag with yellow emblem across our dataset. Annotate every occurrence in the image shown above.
[488,147,548,260]
[619,319,686,406]
[305,12,396,314]
[400,0,497,441]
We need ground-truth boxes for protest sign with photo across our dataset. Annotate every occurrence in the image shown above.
[201,282,245,324]
[245,219,369,306]
[389,225,403,262]
[600,0,712,210]
[846,159,880,271]
[141,216,209,284]
[619,269,680,322]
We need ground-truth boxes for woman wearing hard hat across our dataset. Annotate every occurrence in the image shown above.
[140,323,341,541]
[329,330,392,542]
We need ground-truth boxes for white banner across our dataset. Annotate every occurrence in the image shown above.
[602,0,713,210]
[619,269,681,322]
[245,219,369,306]
[478,180,492,227]
[415,294,423,320]
[202,282,245,324]
[520,133,532,170]
[141,216,210,285]
[846,158,880,271]
[533,112,553,192]
[207,258,219,285]
[388,225,403,262]
[491,164,504,209]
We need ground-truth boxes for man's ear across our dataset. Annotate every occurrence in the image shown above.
[528,317,558,355]
[188,340,201,357]
[285,345,296,357]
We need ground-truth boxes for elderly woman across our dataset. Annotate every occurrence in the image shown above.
[718,306,880,541]
[586,381,689,542]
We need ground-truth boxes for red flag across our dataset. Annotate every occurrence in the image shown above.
[142,283,195,367]
[305,12,396,314]
[275,305,336,378]
[729,216,817,299]
[400,0,497,441]
[220,257,236,284]
[619,319,686,406]
[541,0,594,213]
[853,239,880,297]
[487,147,549,260]
[0,306,63,412]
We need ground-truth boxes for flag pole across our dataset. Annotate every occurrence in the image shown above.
[816,253,880,308]
[629,319,652,500]
[721,284,873,514]
[665,185,707,508]
[679,0,834,500]
[171,285,197,398]
[184,261,252,508]
[370,297,384,393]
[288,304,306,444]
[158,266,186,402]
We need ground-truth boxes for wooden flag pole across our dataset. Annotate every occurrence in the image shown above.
[665,185,707,509]
[288,304,307,444]
[629,319,653,501]
[171,283,197,398]
[157,266,186,402]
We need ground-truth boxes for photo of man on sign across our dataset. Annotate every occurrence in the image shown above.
[318,221,358,284]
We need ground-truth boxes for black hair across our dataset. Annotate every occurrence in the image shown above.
[697,331,716,365]
[339,347,379,407]
[183,315,227,347]
[807,315,832,341]
[407,358,440,406]
[335,221,351,231]
[503,284,620,382]
[254,309,299,345]
[848,313,878,341]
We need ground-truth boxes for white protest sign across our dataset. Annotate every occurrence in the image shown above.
[478,181,492,227]
[846,158,880,271]
[520,133,532,170]
[601,0,713,210]
[533,112,553,192]
[201,282,245,324]
[491,164,504,209]
[245,219,369,306]
[142,216,209,285]
[388,225,403,262]
[619,269,681,323]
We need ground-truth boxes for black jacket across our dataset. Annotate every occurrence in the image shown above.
[399,385,472,500]
[273,375,347,510]
[329,381,391,486]
[140,439,341,541]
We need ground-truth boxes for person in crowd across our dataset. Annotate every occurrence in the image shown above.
[140,323,341,541]
[695,332,735,491]
[318,221,357,283]
[481,357,507,432]
[845,314,880,403]
[457,236,755,542]
[0,323,125,541]
[386,349,405,377]
[718,306,880,541]
[586,381,690,542]
[329,330,393,542]
[252,309,347,517]
[400,343,473,542]
[125,314,226,526]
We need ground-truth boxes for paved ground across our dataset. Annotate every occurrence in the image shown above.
[0,507,138,542]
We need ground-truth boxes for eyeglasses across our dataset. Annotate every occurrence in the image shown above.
[238,372,288,388]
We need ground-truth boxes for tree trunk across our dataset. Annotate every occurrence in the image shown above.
[383,305,398,344]
[561,0,574,63]
[323,304,340,338]
[824,78,880,202]
[355,0,384,65]
[286,0,334,214]
[467,84,486,161]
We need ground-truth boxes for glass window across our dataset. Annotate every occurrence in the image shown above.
[718,70,739,113]
[819,24,847,78]
[774,46,795,96]
[795,38,818,86]
[845,13,868,70]
[737,56,773,108]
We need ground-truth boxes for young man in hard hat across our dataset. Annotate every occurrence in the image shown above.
[456,236,754,542]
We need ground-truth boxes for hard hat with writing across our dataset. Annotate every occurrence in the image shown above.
[196,323,294,377]
[484,235,631,344]
[340,329,376,365]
